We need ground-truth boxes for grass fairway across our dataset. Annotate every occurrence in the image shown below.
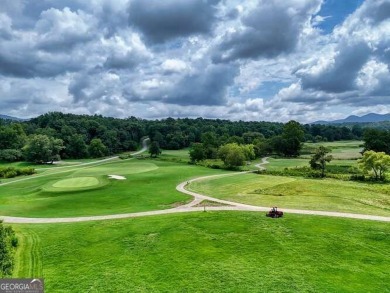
[0,158,227,218]
[14,212,390,292]
[188,174,390,216]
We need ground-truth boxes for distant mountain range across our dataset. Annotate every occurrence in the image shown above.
[312,113,390,124]
[0,114,26,121]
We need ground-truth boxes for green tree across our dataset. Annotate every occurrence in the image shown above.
[0,221,18,277]
[358,150,390,181]
[243,132,264,144]
[66,134,88,159]
[23,134,64,163]
[363,129,390,154]
[281,120,305,157]
[309,146,333,177]
[201,131,218,159]
[189,143,205,163]
[88,138,108,158]
[149,141,161,158]
[0,149,23,162]
[218,143,246,169]
[253,137,273,157]
[0,124,26,149]
[242,144,256,160]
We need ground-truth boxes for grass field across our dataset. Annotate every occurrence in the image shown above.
[302,140,363,160]
[13,212,390,293]
[265,158,309,171]
[265,157,358,172]
[160,148,190,160]
[188,173,390,216]
[0,158,227,218]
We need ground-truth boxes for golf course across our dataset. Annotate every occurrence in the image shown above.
[1,144,389,292]
[2,0,390,291]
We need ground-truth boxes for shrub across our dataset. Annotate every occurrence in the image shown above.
[0,167,36,179]
[4,170,17,178]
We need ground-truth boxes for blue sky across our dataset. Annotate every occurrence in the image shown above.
[0,0,389,122]
[317,0,365,33]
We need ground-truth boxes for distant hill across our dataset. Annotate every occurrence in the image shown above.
[0,114,26,121]
[312,113,390,124]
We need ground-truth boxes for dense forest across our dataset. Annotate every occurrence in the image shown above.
[0,112,389,164]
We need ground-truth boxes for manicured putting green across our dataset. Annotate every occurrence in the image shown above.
[52,177,99,188]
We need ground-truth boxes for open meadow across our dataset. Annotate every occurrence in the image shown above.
[301,140,363,160]
[13,212,390,293]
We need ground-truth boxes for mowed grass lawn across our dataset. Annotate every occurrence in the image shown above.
[188,174,390,216]
[0,158,227,218]
[13,212,390,292]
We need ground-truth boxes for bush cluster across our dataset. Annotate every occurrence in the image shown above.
[196,159,224,169]
[0,167,35,179]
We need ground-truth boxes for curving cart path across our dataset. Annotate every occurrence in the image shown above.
[1,155,389,224]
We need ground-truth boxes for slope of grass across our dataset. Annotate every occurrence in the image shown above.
[0,158,227,218]
[188,173,390,216]
[14,212,390,292]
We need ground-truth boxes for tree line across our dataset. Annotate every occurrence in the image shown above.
[0,112,388,163]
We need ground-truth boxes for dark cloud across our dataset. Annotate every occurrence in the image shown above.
[104,52,139,69]
[213,0,321,62]
[68,74,91,103]
[0,78,61,117]
[91,1,130,36]
[297,42,371,93]
[363,0,390,24]
[69,69,124,106]
[0,44,82,78]
[225,8,240,20]
[0,13,13,40]
[164,63,238,106]
[128,0,220,44]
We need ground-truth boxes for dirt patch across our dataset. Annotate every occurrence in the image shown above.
[194,200,232,207]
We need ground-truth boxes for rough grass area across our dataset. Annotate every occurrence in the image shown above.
[188,173,390,216]
[159,148,190,162]
[265,158,358,170]
[302,140,363,160]
[14,212,390,293]
[0,159,227,218]
[266,158,309,171]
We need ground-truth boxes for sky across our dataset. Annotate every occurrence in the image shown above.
[0,0,389,123]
